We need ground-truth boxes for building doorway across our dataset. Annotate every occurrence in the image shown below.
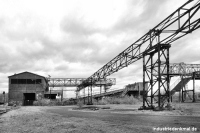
[24,93,35,106]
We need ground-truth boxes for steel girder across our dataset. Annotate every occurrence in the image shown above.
[143,28,171,108]
[79,0,200,92]
[48,78,116,88]
[168,63,200,75]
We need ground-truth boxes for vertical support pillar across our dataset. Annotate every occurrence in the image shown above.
[193,72,196,102]
[90,85,93,105]
[142,29,170,110]
[61,88,63,102]
[169,77,173,102]
[87,86,89,104]
[100,85,102,101]
[181,76,185,102]
[157,37,161,109]
[167,46,170,104]
[143,55,146,108]
[149,29,153,107]
[150,54,153,107]
[179,89,181,103]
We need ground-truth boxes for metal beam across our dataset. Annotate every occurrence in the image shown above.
[48,78,116,87]
[79,0,200,91]
[168,63,200,75]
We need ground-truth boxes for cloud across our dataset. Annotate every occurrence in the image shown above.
[0,0,199,95]
[60,15,100,36]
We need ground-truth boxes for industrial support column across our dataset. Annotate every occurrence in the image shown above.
[167,46,170,104]
[181,75,187,102]
[150,53,153,107]
[193,72,196,102]
[157,36,161,108]
[182,75,184,102]
[90,78,93,105]
[99,81,102,102]
[143,54,146,108]
[142,29,171,110]
[87,86,89,104]
[90,85,93,105]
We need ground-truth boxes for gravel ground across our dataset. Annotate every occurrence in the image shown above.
[0,103,200,133]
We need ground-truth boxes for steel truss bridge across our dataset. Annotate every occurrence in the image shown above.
[48,78,116,87]
[167,63,200,75]
[77,0,200,109]
[78,63,200,104]
[47,78,116,100]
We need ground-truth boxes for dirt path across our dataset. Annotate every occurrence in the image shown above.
[0,103,200,133]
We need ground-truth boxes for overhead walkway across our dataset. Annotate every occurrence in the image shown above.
[48,78,116,87]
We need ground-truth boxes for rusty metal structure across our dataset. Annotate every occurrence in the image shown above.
[47,78,116,104]
[77,0,200,109]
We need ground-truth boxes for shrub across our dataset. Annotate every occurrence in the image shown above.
[8,100,22,106]
[33,98,78,106]
[33,99,63,106]
[33,99,50,106]
[62,98,77,105]
[93,96,142,105]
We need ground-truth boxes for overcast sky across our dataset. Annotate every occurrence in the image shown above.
[0,0,200,95]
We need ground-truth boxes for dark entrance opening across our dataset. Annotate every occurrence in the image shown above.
[24,93,35,106]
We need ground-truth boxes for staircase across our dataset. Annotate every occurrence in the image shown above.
[171,77,191,96]
[161,76,191,107]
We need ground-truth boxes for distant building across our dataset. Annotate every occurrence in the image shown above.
[8,72,48,105]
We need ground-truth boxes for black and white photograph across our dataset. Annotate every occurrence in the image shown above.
[0,0,200,132]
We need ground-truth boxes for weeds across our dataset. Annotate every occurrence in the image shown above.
[8,100,22,106]
[77,101,84,108]
[33,98,77,106]
[92,96,142,105]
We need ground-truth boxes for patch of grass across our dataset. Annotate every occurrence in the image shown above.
[80,96,142,105]
[92,99,107,105]
[77,101,84,108]
[8,100,22,106]
[33,98,78,106]
[98,96,142,105]
[33,99,63,106]
[173,104,187,112]
[62,99,77,105]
